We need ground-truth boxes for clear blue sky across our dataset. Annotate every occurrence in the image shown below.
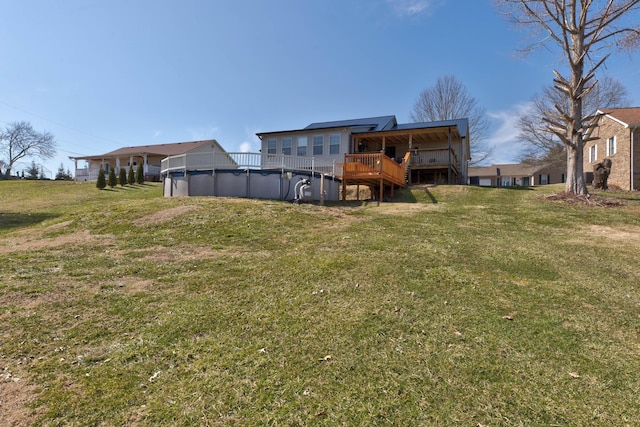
[1,0,639,177]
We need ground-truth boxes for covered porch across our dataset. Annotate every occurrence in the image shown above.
[351,123,468,185]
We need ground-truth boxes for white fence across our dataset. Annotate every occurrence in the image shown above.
[75,165,162,181]
[161,152,341,177]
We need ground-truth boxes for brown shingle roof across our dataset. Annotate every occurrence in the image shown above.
[71,140,222,161]
[103,140,217,157]
[600,107,640,127]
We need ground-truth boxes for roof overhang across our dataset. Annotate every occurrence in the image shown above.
[352,124,470,160]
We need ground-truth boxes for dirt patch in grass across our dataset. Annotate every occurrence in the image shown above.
[132,205,199,227]
[545,192,626,207]
[0,224,107,255]
[0,378,38,427]
[582,225,640,247]
[377,202,438,215]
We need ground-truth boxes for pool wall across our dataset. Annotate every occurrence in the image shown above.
[163,169,341,201]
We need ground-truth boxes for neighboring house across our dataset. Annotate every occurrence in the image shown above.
[70,140,229,181]
[468,163,566,187]
[583,107,640,191]
[256,115,471,186]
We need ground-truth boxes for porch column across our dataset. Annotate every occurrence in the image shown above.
[116,157,121,171]
[382,136,386,153]
[408,134,412,150]
[129,156,134,168]
[143,154,149,173]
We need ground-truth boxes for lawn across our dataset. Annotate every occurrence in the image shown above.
[1,180,639,426]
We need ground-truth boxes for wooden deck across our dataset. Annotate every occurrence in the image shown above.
[340,152,410,202]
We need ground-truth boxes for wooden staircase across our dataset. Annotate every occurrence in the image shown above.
[340,151,412,204]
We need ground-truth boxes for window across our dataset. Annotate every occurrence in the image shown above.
[539,174,549,185]
[267,138,277,155]
[297,136,307,156]
[313,135,323,155]
[282,137,292,155]
[606,136,616,156]
[589,144,597,163]
[329,133,340,154]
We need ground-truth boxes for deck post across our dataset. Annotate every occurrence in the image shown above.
[378,177,383,206]
[342,153,347,201]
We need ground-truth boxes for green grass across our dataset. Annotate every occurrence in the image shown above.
[1,180,640,426]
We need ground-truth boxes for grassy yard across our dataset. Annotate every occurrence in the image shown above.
[1,180,639,426]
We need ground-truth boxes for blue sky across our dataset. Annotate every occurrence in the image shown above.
[1,0,639,177]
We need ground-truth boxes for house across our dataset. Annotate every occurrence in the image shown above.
[156,115,469,202]
[70,140,229,182]
[468,163,566,187]
[256,115,471,188]
[583,107,640,191]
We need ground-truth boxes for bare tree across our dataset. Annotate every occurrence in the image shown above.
[518,75,630,167]
[498,0,640,195]
[0,121,56,178]
[410,75,493,165]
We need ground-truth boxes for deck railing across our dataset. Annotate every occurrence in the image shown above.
[410,148,458,170]
[342,152,407,186]
[75,165,161,181]
[160,152,341,177]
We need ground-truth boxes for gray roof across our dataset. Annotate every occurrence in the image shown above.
[257,115,470,139]
[394,119,469,139]
[257,115,398,136]
[304,115,397,132]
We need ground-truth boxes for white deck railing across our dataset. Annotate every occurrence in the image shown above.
[410,148,458,169]
[161,152,341,177]
[75,165,161,181]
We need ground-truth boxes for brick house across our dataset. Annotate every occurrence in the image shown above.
[584,107,640,191]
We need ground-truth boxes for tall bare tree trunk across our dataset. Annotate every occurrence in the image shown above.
[565,26,589,195]
[565,144,587,194]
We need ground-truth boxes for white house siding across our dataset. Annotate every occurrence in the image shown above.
[261,128,352,165]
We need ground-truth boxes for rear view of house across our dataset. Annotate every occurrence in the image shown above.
[584,108,640,191]
[257,115,471,186]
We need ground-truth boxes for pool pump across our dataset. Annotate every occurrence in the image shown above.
[292,178,312,204]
